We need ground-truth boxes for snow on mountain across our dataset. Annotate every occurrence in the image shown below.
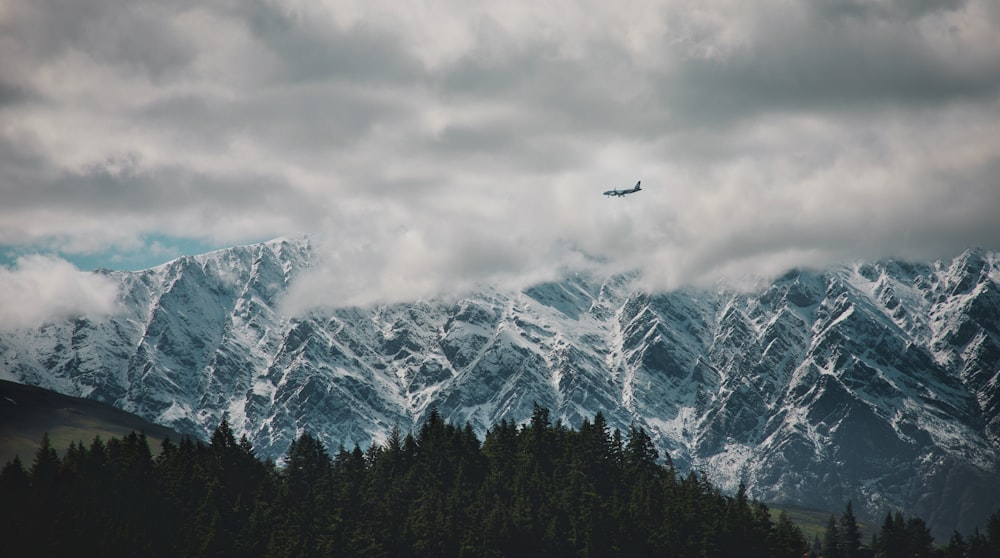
[1,237,998,538]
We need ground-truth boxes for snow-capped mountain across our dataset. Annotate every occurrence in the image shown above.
[2,237,998,537]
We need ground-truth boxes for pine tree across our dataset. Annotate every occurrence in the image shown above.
[824,514,843,558]
[840,501,863,558]
[968,527,989,558]
[0,455,29,495]
[944,530,967,558]
[904,516,934,558]
[987,510,1000,558]
[772,510,808,558]
[874,511,904,558]
[29,432,60,489]
[623,424,660,480]
[0,456,32,555]
[1,407,818,558]
[273,433,335,557]
[812,535,824,558]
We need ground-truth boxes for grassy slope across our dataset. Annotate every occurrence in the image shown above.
[772,505,879,547]
[0,379,195,466]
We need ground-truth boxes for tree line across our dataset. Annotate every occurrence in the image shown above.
[0,405,997,557]
[815,503,1000,558]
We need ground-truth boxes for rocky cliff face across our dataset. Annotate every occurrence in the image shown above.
[2,237,998,537]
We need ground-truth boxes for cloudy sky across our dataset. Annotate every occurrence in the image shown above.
[2,0,1000,323]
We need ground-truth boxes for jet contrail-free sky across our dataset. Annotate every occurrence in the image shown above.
[2,0,1000,321]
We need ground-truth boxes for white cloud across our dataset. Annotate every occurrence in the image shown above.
[2,0,1000,310]
[0,256,120,330]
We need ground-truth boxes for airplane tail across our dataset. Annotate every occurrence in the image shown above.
[635,181,641,190]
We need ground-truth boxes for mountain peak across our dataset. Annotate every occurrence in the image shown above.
[1,240,998,538]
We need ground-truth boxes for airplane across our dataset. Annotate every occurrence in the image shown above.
[603,181,641,197]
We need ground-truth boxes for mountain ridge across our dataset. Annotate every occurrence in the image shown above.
[1,237,998,538]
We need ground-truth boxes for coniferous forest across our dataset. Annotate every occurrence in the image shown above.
[1,406,998,558]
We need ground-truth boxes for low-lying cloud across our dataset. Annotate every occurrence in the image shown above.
[0,256,120,330]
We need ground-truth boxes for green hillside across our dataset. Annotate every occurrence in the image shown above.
[771,505,878,546]
[0,379,194,465]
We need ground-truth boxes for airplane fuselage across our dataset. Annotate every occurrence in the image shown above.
[603,181,641,197]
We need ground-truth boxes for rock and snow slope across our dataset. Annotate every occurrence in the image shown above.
[2,237,998,537]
